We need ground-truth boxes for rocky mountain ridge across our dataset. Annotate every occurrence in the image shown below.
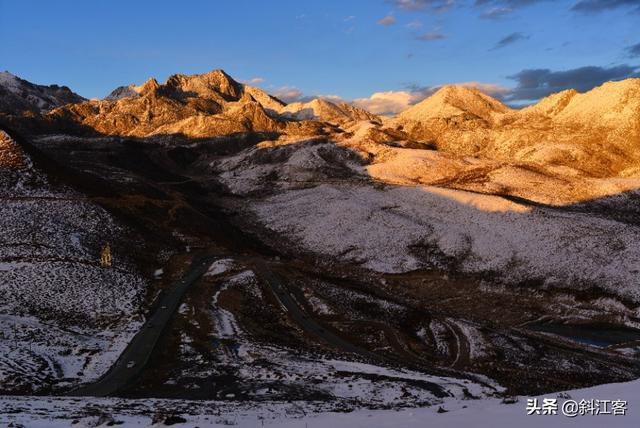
[2,69,639,181]
[45,70,318,138]
[391,79,640,178]
[0,71,84,115]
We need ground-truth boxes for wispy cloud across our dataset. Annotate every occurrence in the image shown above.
[475,0,550,7]
[474,0,550,18]
[491,32,528,49]
[377,15,397,26]
[389,0,455,12]
[416,30,446,41]
[480,7,513,19]
[572,0,640,14]
[626,42,640,58]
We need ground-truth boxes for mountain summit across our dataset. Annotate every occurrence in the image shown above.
[398,85,510,123]
[47,69,323,138]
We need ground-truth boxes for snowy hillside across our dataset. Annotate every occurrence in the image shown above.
[251,184,640,301]
[0,130,147,393]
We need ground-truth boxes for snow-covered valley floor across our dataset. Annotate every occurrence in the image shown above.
[1,378,638,427]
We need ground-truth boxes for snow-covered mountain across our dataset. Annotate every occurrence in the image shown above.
[0,71,84,115]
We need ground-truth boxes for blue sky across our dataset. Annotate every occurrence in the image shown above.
[1,0,638,112]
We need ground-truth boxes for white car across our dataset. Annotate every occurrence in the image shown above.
[126,360,136,369]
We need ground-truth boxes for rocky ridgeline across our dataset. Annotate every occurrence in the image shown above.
[0,71,84,115]
[2,69,639,177]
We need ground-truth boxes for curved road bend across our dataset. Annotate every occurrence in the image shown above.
[66,256,215,397]
[247,258,375,358]
[246,258,448,398]
[67,254,446,398]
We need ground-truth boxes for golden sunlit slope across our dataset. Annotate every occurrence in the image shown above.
[0,129,28,169]
[391,79,640,177]
[6,69,640,195]
[47,70,323,138]
[398,85,511,122]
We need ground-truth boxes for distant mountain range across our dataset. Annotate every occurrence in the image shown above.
[2,68,639,203]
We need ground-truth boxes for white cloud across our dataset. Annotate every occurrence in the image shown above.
[353,91,417,115]
[352,81,510,115]
[270,86,304,103]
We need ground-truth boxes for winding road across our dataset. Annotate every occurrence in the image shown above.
[247,258,378,359]
[67,253,447,398]
[66,256,215,397]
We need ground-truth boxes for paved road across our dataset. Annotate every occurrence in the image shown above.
[247,258,376,358]
[66,256,214,397]
[246,258,448,398]
[67,253,446,398]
